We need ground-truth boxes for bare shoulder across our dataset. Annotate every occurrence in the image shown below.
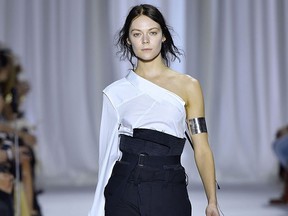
[182,74,202,95]
[167,69,202,98]
[168,69,198,84]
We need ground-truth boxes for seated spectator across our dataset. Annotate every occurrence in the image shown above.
[0,44,42,216]
[0,45,14,216]
[270,125,288,204]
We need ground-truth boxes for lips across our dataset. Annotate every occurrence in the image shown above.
[141,48,152,51]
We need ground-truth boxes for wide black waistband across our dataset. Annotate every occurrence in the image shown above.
[132,128,186,146]
[120,152,181,168]
[119,128,186,156]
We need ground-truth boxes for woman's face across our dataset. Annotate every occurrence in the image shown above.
[128,15,165,62]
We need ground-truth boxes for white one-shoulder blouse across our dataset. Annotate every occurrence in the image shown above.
[88,70,187,216]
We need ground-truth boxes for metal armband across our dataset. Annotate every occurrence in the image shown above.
[188,117,208,135]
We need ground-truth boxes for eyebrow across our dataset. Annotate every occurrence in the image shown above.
[130,27,160,32]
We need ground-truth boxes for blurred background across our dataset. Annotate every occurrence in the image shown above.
[0,0,287,215]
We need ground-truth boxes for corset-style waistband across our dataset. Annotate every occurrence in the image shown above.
[120,128,186,156]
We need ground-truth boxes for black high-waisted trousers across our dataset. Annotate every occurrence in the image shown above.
[104,128,192,216]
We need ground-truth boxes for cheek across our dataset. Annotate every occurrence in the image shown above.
[154,40,163,50]
[130,42,141,53]
[131,44,138,54]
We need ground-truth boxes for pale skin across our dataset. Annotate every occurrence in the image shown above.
[128,15,220,216]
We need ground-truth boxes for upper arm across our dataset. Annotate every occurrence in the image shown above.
[184,77,210,150]
[185,77,205,120]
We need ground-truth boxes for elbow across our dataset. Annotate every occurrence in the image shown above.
[194,145,213,160]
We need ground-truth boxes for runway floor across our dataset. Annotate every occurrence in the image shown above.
[38,183,288,216]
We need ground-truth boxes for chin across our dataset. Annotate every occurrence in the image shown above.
[136,52,161,62]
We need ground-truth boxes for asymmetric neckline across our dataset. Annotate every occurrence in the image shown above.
[127,70,186,107]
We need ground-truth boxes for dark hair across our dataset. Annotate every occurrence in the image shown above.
[0,48,12,70]
[116,4,182,68]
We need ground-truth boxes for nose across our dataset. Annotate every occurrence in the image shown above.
[142,34,150,44]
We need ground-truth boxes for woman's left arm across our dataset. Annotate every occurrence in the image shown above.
[184,77,219,216]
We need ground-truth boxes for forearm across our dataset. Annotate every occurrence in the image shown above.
[194,147,217,205]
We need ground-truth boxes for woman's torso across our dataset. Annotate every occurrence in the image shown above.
[104,70,187,139]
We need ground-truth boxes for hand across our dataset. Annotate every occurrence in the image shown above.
[206,203,220,216]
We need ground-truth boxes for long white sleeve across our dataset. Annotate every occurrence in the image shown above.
[88,93,120,216]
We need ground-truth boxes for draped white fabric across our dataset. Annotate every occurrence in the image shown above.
[0,0,287,186]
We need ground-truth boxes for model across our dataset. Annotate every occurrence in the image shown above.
[89,4,220,216]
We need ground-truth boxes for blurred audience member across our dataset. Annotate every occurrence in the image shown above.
[0,43,42,216]
[0,45,15,216]
[270,124,288,204]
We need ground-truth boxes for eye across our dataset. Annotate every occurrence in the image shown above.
[133,33,141,37]
[149,32,158,36]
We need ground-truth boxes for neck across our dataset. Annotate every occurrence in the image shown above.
[135,55,167,78]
